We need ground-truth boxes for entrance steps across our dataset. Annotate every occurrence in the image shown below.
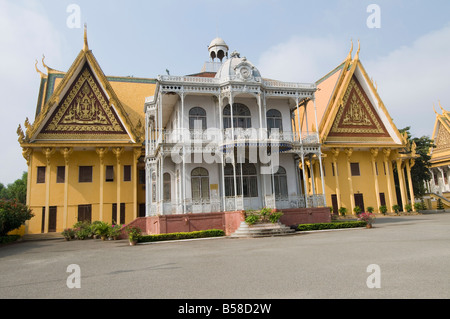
[230,221,296,238]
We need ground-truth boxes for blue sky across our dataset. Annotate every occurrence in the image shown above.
[1,0,450,184]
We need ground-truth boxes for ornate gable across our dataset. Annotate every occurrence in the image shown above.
[327,75,389,139]
[37,63,129,140]
[435,120,450,151]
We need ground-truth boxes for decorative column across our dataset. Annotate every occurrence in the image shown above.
[313,95,326,206]
[406,159,416,211]
[112,147,123,221]
[345,148,355,214]
[331,148,341,210]
[383,148,395,212]
[96,147,107,221]
[396,158,408,211]
[133,148,141,219]
[61,147,73,228]
[22,148,33,234]
[370,148,381,212]
[42,147,55,233]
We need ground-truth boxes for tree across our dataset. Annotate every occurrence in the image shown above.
[0,172,27,204]
[0,199,34,236]
[399,127,435,199]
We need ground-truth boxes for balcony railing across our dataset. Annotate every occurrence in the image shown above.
[148,128,319,147]
[148,193,325,215]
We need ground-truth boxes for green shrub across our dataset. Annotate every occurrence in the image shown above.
[353,206,362,215]
[0,199,34,236]
[367,206,374,213]
[338,207,347,216]
[0,235,21,244]
[243,208,283,225]
[379,205,387,215]
[437,199,444,210]
[392,204,400,214]
[139,229,225,243]
[404,203,412,212]
[297,221,367,231]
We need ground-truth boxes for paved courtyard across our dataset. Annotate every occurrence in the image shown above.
[1,212,450,299]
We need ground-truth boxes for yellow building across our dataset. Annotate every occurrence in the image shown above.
[17,27,156,234]
[428,103,450,208]
[296,42,417,214]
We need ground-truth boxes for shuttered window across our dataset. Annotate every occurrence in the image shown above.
[350,163,360,176]
[37,167,46,184]
[105,166,114,182]
[124,165,131,182]
[57,166,65,183]
[79,166,93,183]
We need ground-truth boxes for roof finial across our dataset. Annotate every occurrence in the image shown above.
[34,59,45,78]
[439,100,445,113]
[347,39,353,60]
[354,39,361,59]
[433,104,439,115]
[83,23,89,51]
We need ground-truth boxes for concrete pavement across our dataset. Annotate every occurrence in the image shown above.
[1,212,450,299]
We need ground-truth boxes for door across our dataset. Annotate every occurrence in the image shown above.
[354,194,365,212]
[379,193,386,207]
[112,203,126,224]
[48,206,57,232]
[331,194,338,215]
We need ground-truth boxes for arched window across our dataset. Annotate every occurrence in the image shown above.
[223,103,251,129]
[189,107,207,130]
[267,109,283,132]
[191,167,210,200]
[163,173,171,202]
[273,166,288,198]
[224,163,258,197]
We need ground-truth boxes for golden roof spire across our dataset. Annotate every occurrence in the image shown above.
[439,100,446,113]
[354,40,361,60]
[83,23,89,51]
[433,104,439,115]
[34,59,46,78]
[346,39,353,60]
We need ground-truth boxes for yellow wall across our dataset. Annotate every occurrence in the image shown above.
[317,150,398,214]
[26,147,145,234]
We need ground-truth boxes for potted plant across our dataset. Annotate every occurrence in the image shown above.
[95,222,110,241]
[367,206,374,214]
[109,223,122,240]
[338,207,347,217]
[61,228,75,241]
[358,212,376,228]
[125,225,142,246]
[353,206,362,216]
[379,205,387,215]
[392,204,400,215]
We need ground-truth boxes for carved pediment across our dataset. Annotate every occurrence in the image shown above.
[328,75,389,138]
[38,63,128,140]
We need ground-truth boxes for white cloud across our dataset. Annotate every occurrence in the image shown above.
[365,25,450,138]
[257,27,450,139]
[257,35,348,83]
[0,0,64,185]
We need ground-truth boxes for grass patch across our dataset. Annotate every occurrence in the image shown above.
[297,221,367,231]
[139,229,225,243]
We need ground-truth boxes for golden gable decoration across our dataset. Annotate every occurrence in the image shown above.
[39,63,127,138]
[329,75,389,137]
[435,123,450,151]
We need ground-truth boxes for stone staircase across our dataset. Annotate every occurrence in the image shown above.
[230,221,296,238]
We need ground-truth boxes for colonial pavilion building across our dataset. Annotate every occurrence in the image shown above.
[17,29,417,235]
[144,37,325,217]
